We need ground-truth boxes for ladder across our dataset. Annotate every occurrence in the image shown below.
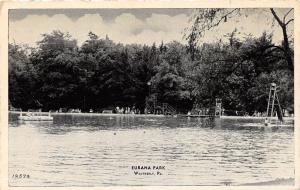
[266,83,283,122]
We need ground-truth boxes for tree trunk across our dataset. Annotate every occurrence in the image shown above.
[282,24,294,71]
[270,8,294,71]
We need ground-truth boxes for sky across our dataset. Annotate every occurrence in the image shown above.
[9,8,294,47]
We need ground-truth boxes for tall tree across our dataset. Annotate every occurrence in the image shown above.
[30,30,82,110]
[151,41,193,112]
[270,8,294,71]
[185,8,294,71]
[9,43,38,109]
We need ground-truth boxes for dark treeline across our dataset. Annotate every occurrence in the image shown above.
[9,30,293,115]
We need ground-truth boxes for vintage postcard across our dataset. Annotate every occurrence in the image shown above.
[0,0,299,189]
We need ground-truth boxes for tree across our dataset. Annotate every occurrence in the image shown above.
[9,43,38,109]
[30,30,82,110]
[151,41,193,112]
[186,31,292,115]
[185,8,294,71]
[270,8,294,71]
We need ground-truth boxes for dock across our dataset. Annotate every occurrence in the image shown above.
[17,111,53,121]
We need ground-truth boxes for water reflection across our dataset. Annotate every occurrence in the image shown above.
[9,113,294,186]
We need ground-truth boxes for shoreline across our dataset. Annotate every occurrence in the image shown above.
[9,111,294,120]
[220,115,294,120]
[9,111,165,117]
[240,178,294,186]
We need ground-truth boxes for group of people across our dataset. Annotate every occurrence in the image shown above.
[57,108,82,113]
[115,106,140,114]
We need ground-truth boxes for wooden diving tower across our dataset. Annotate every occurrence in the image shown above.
[265,83,284,126]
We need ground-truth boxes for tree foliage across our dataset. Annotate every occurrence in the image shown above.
[185,8,294,70]
[9,27,294,115]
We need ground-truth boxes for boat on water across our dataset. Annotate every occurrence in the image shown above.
[18,111,53,121]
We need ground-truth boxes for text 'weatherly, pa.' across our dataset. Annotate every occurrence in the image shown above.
[131,166,165,176]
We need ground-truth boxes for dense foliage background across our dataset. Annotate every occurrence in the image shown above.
[9,29,294,114]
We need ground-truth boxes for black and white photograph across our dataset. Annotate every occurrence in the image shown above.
[1,1,298,188]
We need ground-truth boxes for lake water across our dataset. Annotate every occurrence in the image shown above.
[8,114,294,186]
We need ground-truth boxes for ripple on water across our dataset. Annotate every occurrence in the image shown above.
[8,114,294,186]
